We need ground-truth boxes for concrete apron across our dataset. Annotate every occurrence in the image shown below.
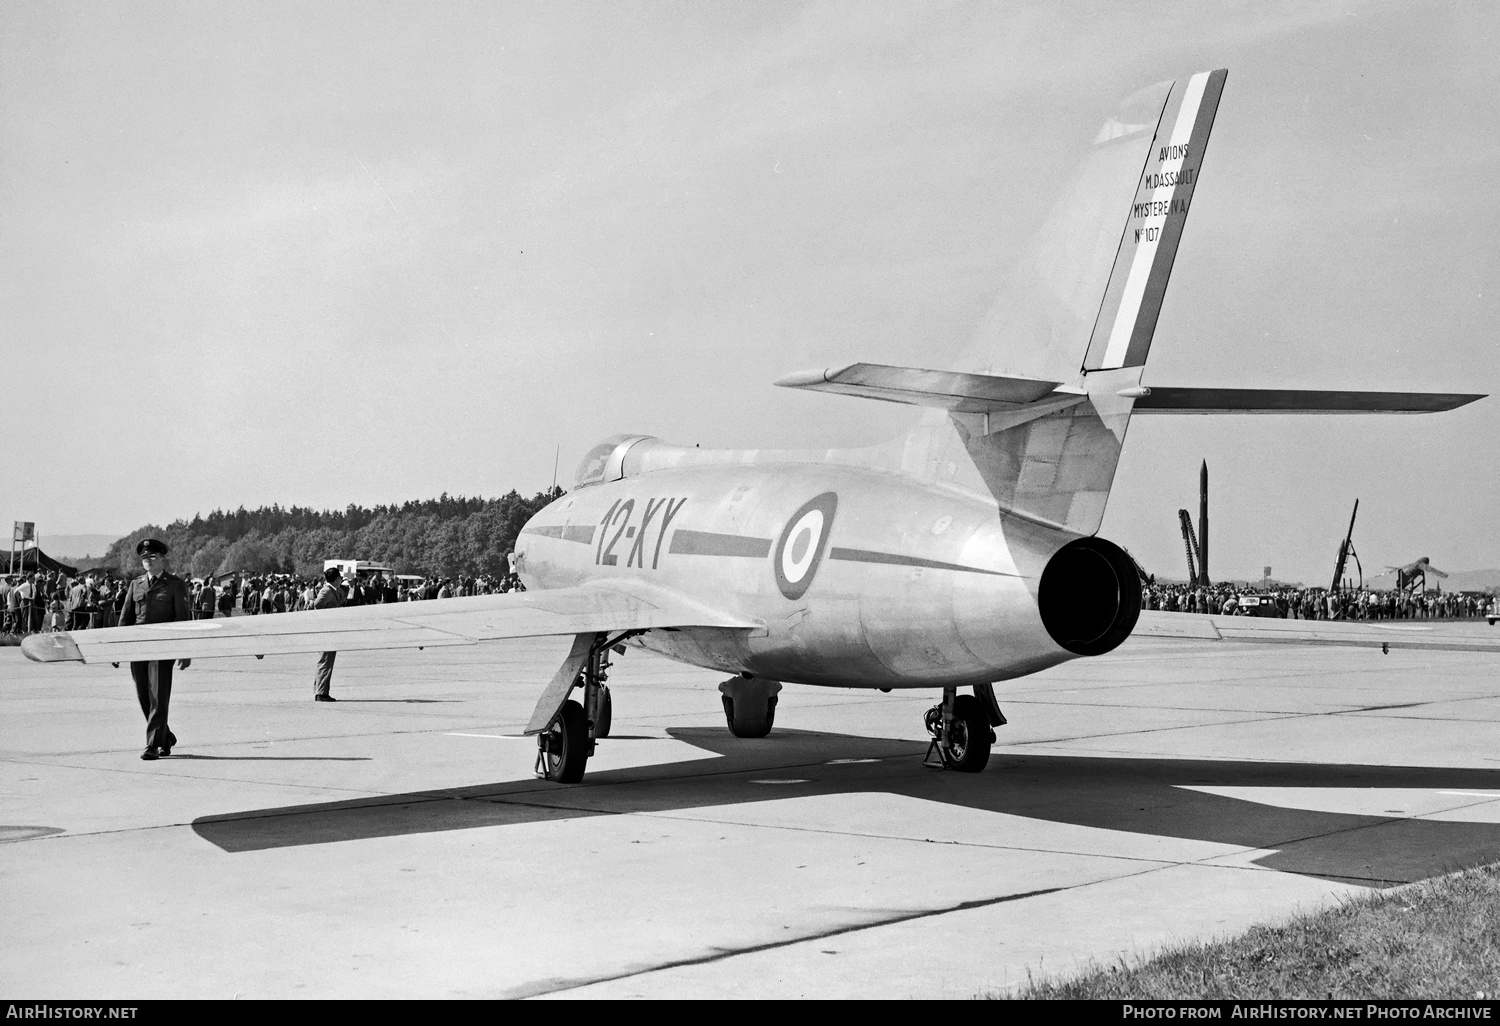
[3,635,1500,998]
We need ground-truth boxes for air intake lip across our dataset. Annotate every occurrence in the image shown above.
[1037,536,1142,656]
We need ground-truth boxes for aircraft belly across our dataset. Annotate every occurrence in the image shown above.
[856,568,969,681]
[634,628,753,676]
[745,596,883,686]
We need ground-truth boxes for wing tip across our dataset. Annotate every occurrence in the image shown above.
[773,368,830,389]
[21,632,84,663]
[775,365,853,389]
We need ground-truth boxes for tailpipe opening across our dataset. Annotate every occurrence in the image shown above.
[1038,536,1142,656]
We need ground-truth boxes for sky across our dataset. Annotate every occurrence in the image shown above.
[2,0,1496,583]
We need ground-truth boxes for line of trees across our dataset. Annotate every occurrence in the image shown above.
[82,488,564,581]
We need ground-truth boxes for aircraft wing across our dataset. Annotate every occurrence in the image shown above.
[20,581,761,665]
[1135,611,1500,653]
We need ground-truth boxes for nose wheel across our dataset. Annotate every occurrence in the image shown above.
[924,688,997,772]
[535,699,589,783]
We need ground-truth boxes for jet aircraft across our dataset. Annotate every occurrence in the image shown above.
[24,68,1495,783]
[1387,557,1449,593]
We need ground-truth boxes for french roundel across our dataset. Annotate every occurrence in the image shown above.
[774,492,838,600]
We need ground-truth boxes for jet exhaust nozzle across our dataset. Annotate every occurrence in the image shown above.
[1038,536,1142,656]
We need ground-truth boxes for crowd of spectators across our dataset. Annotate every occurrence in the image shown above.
[214,571,523,619]
[1141,581,1493,620]
[5,565,1493,636]
[1,568,524,635]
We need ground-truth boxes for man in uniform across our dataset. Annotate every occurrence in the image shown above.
[311,566,345,702]
[118,538,192,760]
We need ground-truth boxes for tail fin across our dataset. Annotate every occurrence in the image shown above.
[917,70,1226,533]
[962,70,1225,383]
[778,72,1228,534]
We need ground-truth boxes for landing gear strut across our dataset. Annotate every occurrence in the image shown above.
[924,686,1000,772]
[534,633,631,783]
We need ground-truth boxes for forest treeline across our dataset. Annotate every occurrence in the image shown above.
[82,488,564,580]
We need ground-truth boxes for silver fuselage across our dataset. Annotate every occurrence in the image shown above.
[514,441,1082,690]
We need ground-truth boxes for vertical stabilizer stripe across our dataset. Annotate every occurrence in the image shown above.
[1098,73,1206,368]
[1084,69,1226,372]
[1118,70,1225,369]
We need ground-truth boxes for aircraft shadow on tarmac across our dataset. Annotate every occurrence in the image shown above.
[172,755,373,762]
[326,699,463,704]
[191,727,1500,887]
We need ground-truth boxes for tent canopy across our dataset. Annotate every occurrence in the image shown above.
[9,548,78,577]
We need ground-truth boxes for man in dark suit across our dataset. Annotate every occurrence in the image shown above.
[311,567,345,702]
[118,538,192,760]
[195,579,216,619]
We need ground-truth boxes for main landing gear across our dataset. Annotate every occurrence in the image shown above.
[534,633,626,784]
[924,683,1006,772]
[718,677,783,738]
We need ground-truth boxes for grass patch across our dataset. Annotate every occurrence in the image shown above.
[0,633,20,646]
[1007,864,1500,999]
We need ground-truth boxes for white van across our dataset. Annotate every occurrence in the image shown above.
[323,560,395,582]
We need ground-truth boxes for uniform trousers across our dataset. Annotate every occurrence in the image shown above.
[314,651,336,697]
[130,660,174,748]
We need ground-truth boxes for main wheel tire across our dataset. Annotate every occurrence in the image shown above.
[946,694,992,773]
[538,699,589,783]
[722,693,778,739]
[594,685,612,738]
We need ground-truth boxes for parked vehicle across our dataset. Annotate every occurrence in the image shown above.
[1237,593,1283,618]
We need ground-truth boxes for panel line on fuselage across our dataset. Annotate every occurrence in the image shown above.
[826,547,1018,577]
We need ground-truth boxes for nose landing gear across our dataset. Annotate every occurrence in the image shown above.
[533,632,632,783]
[923,686,1002,772]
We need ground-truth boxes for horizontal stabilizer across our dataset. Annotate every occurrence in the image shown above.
[1136,611,1500,653]
[776,364,1483,421]
[775,363,1061,413]
[1133,387,1484,414]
